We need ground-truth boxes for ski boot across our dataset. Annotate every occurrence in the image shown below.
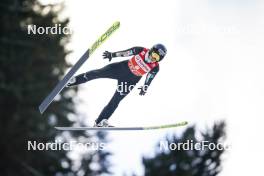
[93,119,114,127]
[66,77,77,87]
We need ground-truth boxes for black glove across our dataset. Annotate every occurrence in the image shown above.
[103,51,113,61]
[138,86,147,96]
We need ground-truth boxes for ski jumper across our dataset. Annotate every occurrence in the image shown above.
[71,47,160,124]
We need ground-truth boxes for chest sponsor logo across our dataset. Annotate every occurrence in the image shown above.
[135,55,151,72]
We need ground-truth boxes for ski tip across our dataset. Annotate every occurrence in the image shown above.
[113,21,120,27]
[181,121,188,125]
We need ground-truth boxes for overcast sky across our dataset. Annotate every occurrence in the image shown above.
[40,0,264,175]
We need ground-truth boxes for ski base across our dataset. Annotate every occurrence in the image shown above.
[38,21,120,114]
[55,121,188,131]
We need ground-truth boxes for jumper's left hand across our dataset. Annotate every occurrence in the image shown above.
[102,51,113,61]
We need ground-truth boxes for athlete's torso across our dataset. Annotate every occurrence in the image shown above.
[128,48,159,76]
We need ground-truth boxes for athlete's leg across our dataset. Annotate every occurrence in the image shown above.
[67,62,125,87]
[95,80,138,124]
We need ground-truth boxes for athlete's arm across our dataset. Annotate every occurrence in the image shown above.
[112,47,144,57]
[139,65,160,96]
[103,47,144,61]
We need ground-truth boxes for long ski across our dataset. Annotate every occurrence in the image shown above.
[55,121,188,131]
[39,21,120,114]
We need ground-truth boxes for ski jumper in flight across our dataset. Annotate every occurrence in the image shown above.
[66,44,167,127]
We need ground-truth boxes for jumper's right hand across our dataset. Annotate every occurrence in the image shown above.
[138,86,147,96]
[103,51,112,61]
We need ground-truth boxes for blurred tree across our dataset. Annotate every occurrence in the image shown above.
[0,0,111,175]
[142,121,227,176]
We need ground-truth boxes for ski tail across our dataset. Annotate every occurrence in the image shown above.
[39,49,89,114]
[38,21,120,114]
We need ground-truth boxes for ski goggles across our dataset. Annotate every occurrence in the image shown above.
[151,51,160,62]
